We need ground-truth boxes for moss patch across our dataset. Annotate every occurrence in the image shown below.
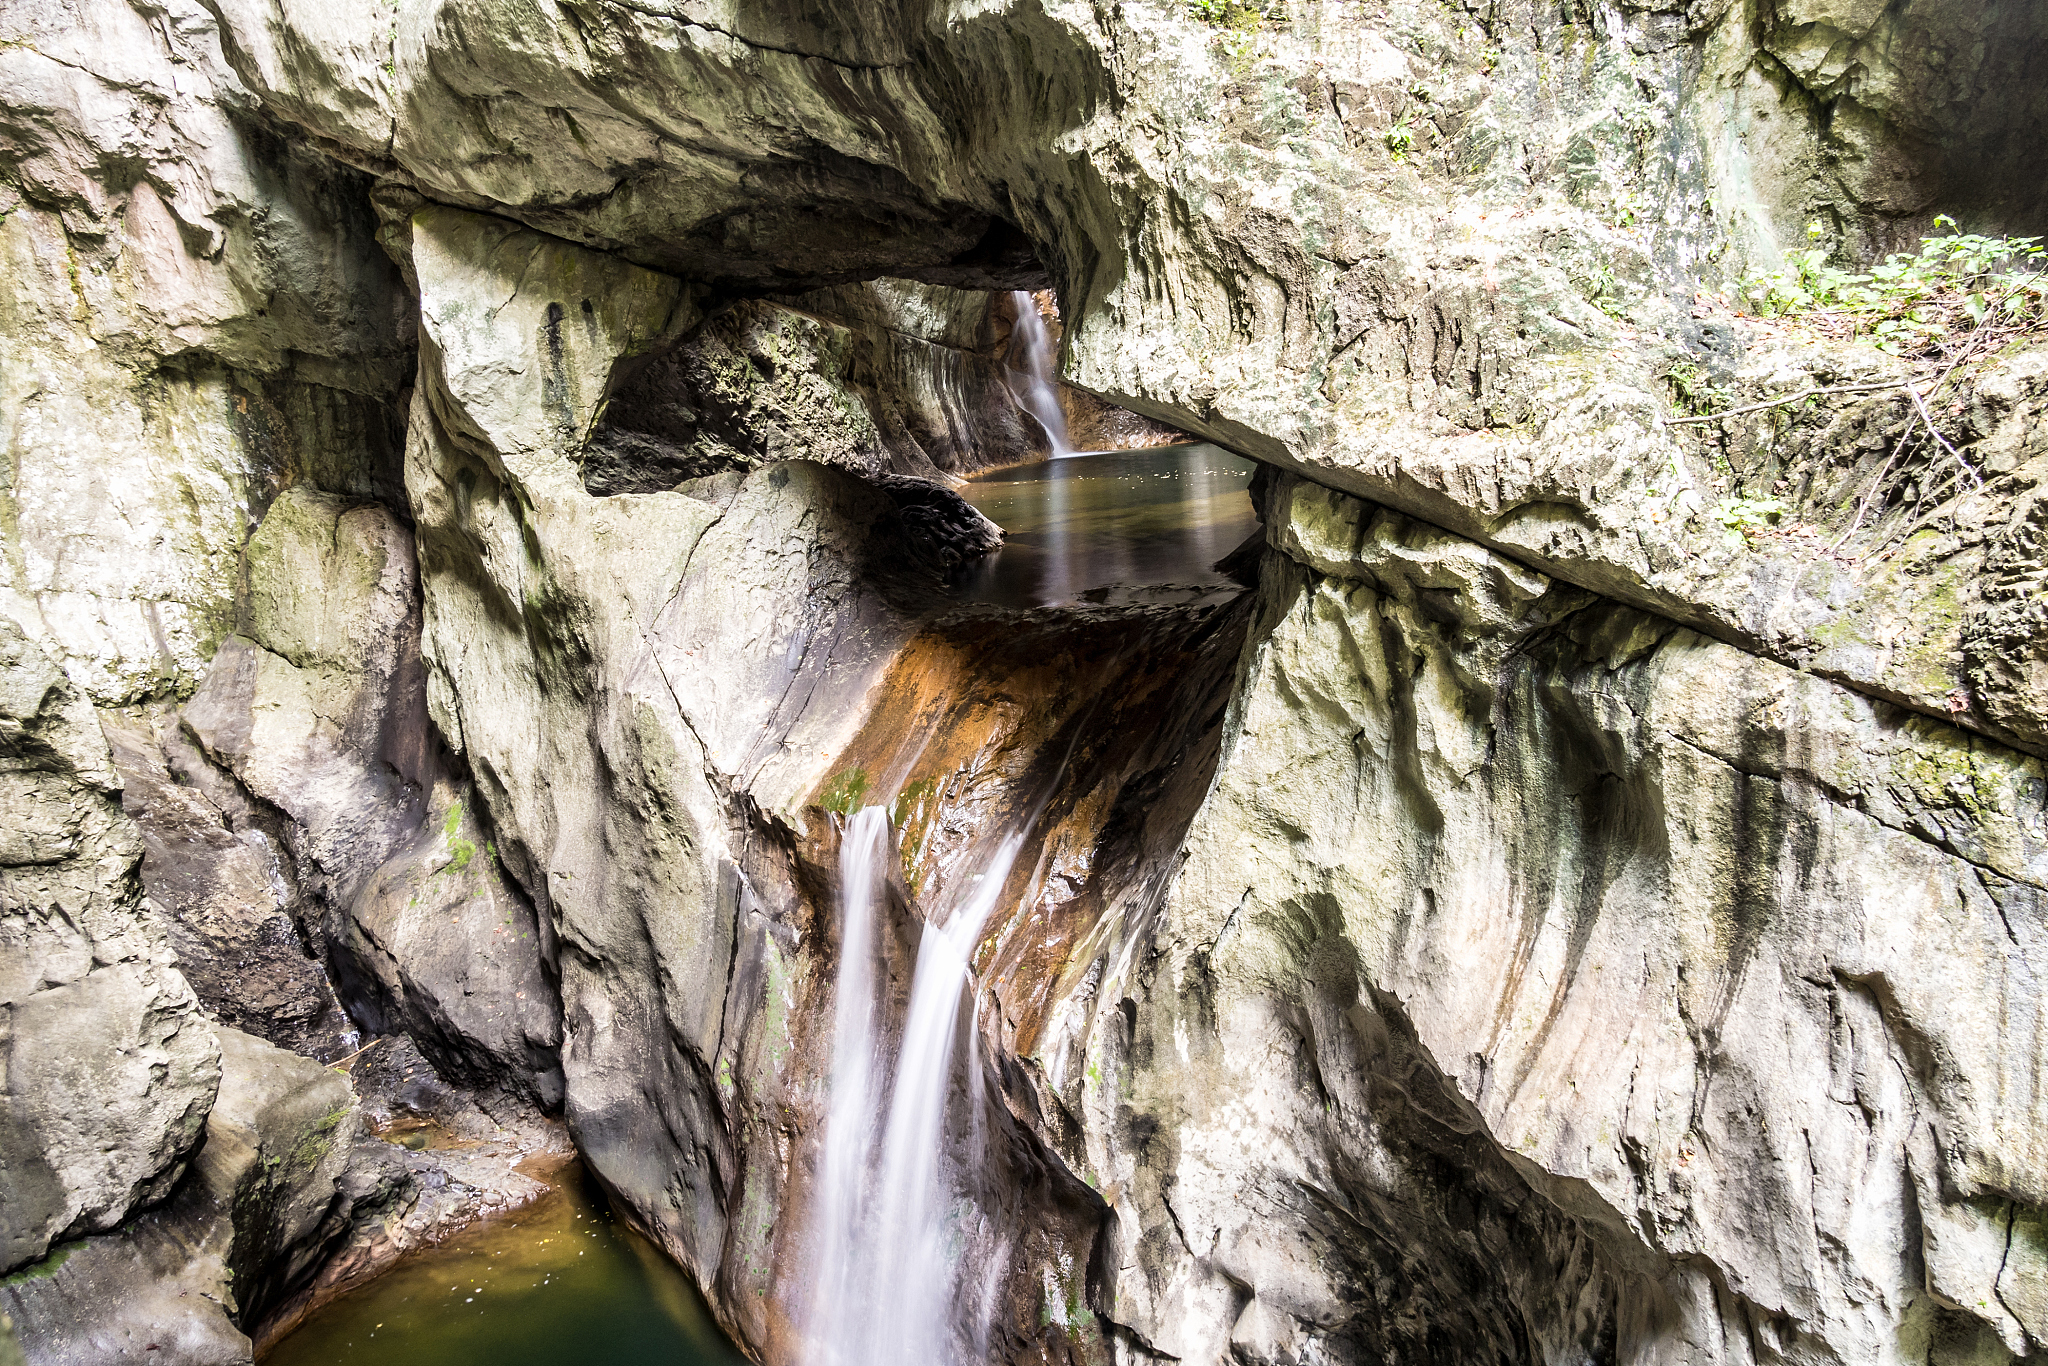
[1,1242,81,1285]
[818,766,871,816]
[441,800,477,873]
[890,775,941,895]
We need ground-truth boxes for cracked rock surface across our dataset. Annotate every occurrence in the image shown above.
[1,0,2046,1363]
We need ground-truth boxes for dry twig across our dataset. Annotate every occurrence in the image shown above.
[1659,380,1902,426]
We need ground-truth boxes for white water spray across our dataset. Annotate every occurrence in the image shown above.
[808,806,888,1362]
[809,807,1027,1366]
[1007,292,1074,458]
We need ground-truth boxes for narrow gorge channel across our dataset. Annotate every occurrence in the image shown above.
[4,2,2046,1365]
[266,395,1256,1364]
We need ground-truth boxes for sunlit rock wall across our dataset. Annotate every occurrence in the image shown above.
[1036,476,2047,1363]
[2,0,2046,1363]
[0,617,219,1272]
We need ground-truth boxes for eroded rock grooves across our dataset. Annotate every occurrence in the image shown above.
[1,0,2045,1364]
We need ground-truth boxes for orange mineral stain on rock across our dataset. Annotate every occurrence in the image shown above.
[807,591,1253,1058]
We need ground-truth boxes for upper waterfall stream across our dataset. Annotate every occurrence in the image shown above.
[1004,292,1073,458]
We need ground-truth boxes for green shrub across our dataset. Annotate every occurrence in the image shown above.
[1187,0,1279,27]
[1740,217,2046,353]
[1710,495,1788,547]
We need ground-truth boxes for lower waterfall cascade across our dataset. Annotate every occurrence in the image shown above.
[807,805,1029,1366]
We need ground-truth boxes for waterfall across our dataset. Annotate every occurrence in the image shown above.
[808,806,887,1362]
[809,805,1026,1366]
[1007,291,1075,458]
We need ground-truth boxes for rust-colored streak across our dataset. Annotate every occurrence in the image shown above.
[806,594,1252,1057]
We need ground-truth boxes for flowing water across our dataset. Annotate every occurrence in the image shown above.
[798,439,1260,1359]
[1005,293,1073,458]
[805,810,1029,1366]
[263,1163,743,1366]
[805,808,887,1360]
[268,427,1255,1366]
[954,442,1258,609]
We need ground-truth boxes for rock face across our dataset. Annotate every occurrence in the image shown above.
[3,0,2048,1364]
[99,706,353,1061]
[0,616,219,1273]
[1755,0,2048,238]
[587,282,1049,491]
[330,796,565,1106]
[1036,478,2048,1363]
[0,0,411,705]
[182,485,435,913]
[2,1027,355,1366]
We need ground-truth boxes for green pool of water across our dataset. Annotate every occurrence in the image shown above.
[955,442,1258,608]
[263,1164,746,1366]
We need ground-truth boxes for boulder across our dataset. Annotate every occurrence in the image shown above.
[0,618,219,1274]
[0,1028,354,1366]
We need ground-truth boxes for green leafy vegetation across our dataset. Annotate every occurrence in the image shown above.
[1709,495,1789,547]
[1186,0,1281,27]
[1384,120,1414,162]
[1661,360,1732,417]
[1187,0,1282,73]
[1740,218,2047,355]
[1668,216,2048,552]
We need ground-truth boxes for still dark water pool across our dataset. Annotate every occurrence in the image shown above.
[953,443,1258,609]
[263,1164,744,1366]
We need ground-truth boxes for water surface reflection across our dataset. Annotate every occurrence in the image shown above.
[954,443,1257,609]
[263,1163,742,1366]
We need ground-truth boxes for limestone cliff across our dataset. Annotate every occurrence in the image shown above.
[0,0,2044,1364]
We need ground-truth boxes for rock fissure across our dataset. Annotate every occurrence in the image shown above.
[1664,725,2048,896]
[7,0,2048,1362]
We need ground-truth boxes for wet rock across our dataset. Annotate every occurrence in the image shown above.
[784,282,1074,472]
[870,474,1005,581]
[400,204,944,1353]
